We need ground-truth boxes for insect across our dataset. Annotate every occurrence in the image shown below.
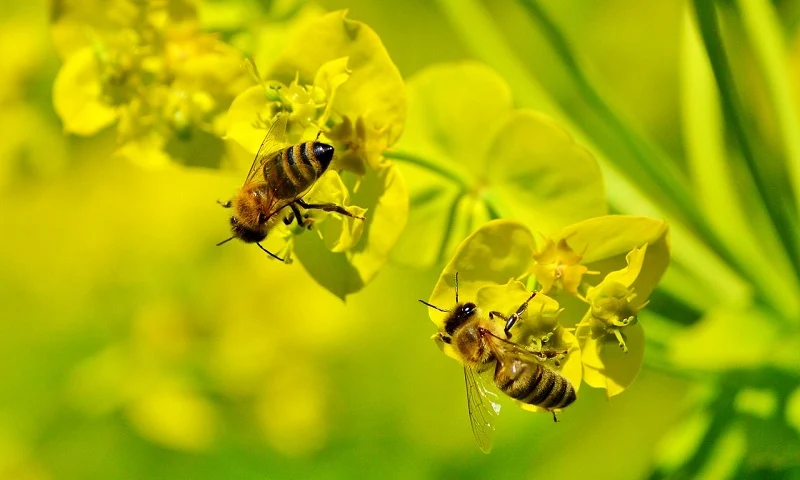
[217,115,365,260]
[420,273,576,453]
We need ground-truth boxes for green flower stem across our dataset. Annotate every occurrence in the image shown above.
[438,190,465,263]
[736,0,800,256]
[480,189,513,220]
[693,0,800,282]
[383,150,471,189]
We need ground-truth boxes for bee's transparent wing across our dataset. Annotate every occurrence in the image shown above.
[244,114,289,185]
[464,365,501,454]
[482,328,556,365]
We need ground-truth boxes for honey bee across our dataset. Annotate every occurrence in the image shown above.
[217,115,365,260]
[420,273,576,453]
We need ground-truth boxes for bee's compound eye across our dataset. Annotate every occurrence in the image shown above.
[312,142,334,169]
[229,216,238,226]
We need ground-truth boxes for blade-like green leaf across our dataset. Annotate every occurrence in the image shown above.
[681,7,800,319]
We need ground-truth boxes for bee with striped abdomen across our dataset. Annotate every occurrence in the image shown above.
[420,273,576,453]
[217,115,364,260]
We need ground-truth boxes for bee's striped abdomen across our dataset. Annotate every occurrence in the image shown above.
[264,142,334,200]
[495,360,576,410]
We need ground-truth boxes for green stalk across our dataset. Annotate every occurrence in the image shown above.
[383,150,471,189]
[692,0,800,282]
[735,0,800,259]
[681,8,800,319]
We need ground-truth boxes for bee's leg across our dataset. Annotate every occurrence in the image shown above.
[283,211,295,226]
[537,349,569,367]
[503,292,538,337]
[488,311,511,337]
[296,199,365,220]
[550,410,559,423]
[255,242,285,262]
[290,203,306,227]
[217,200,232,208]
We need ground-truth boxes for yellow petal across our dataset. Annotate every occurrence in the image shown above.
[52,47,118,135]
[428,220,536,327]
[294,163,408,299]
[580,322,645,397]
[269,11,406,152]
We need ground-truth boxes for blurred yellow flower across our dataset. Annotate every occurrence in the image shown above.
[51,0,249,168]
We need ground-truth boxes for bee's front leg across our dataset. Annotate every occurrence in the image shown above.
[502,291,538,337]
[217,200,232,208]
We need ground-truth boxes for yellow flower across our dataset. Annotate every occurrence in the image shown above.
[226,11,408,299]
[580,244,648,353]
[530,236,595,296]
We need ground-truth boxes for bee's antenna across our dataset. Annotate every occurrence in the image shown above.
[418,299,449,313]
[454,271,459,303]
[216,236,234,246]
[256,242,285,262]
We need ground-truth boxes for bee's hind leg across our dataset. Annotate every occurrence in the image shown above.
[550,410,559,423]
[296,199,365,220]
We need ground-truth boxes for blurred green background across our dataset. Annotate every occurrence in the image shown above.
[2,0,800,479]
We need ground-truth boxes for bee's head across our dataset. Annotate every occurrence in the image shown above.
[419,272,479,341]
[228,216,267,244]
[312,142,334,170]
[444,302,478,335]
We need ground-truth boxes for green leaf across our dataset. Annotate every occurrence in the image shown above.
[736,0,800,238]
[680,8,800,320]
[52,47,118,135]
[655,409,713,472]
[427,220,536,327]
[392,63,606,267]
[788,388,800,435]
[669,306,779,371]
